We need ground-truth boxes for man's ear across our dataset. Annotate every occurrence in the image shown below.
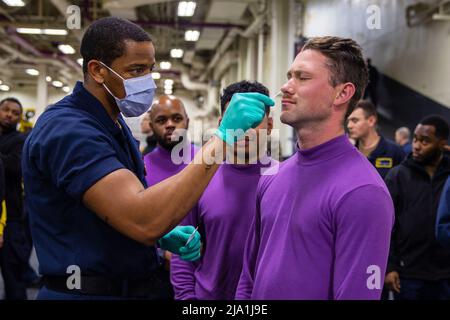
[88,60,107,84]
[439,139,448,150]
[367,115,377,127]
[333,82,356,106]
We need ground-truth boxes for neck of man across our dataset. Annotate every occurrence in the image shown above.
[0,123,15,135]
[358,129,380,156]
[424,152,443,178]
[84,79,121,122]
[296,117,345,150]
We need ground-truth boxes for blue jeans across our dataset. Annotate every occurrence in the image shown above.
[394,278,450,300]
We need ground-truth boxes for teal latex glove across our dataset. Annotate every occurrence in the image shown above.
[215,92,275,145]
[158,226,201,261]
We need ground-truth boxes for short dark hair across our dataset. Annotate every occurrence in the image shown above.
[302,36,368,114]
[354,100,377,118]
[220,81,270,115]
[0,97,23,112]
[80,17,152,74]
[419,115,449,140]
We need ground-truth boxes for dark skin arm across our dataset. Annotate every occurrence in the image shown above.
[83,136,226,246]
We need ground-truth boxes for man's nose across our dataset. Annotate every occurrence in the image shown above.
[281,81,292,96]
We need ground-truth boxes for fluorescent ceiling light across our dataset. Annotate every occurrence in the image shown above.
[25,68,39,76]
[160,61,171,70]
[170,49,184,59]
[178,1,196,17]
[43,29,68,35]
[16,28,68,35]
[151,72,161,79]
[52,80,63,88]
[0,84,10,91]
[58,44,76,55]
[46,76,52,82]
[16,28,41,34]
[62,86,70,93]
[3,0,25,7]
[185,30,200,41]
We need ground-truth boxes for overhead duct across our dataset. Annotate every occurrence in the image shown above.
[180,73,208,92]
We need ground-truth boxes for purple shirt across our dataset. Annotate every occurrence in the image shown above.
[235,135,394,300]
[144,143,198,186]
[171,160,277,300]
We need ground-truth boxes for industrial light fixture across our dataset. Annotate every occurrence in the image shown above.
[170,49,184,59]
[178,1,196,17]
[2,0,25,7]
[164,88,173,95]
[0,84,10,91]
[62,86,70,93]
[25,68,39,76]
[52,80,63,88]
[16,28,68,35]
[164,79,174,86]
[46,76,52,82]
[160,61,171,70]
[151,72,161,79]
[58,44,76,55]
[77,58,83,66]
[185,30,200,41]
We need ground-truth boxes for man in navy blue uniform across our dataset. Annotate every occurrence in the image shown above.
[21,17,274,299]
[347,100,405,179]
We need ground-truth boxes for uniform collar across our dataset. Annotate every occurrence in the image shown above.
[69,81,124,136]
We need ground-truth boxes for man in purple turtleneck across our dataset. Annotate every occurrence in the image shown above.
[144,95,198,187]
[235,37,394,300]
[143,95,198,299]
[170,81,276,300]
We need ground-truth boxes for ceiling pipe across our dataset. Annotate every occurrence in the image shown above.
[199,9,266,82]
[180,72,208,92]
[132,19,246,30]
[0,42,82,78]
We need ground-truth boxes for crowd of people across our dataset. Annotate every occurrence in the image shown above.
[0,17,449,300]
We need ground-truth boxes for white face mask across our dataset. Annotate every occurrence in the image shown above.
[100,61,157,117]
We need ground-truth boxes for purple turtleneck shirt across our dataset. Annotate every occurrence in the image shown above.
[235,135,394,300]
[143,143,198,187]
[170,159,277,300]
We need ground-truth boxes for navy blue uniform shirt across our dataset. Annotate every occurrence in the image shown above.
[22,81,159,279]
[358,135,406,179]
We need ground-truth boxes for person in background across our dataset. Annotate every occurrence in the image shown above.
[144,95,197,187]
[384,115,450,300]
[140,111,157,156]
[171,80,275,300]
[0,97,28,300]
[143,94,197,299]
[347,100,405,179]
[395,127,412,154]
